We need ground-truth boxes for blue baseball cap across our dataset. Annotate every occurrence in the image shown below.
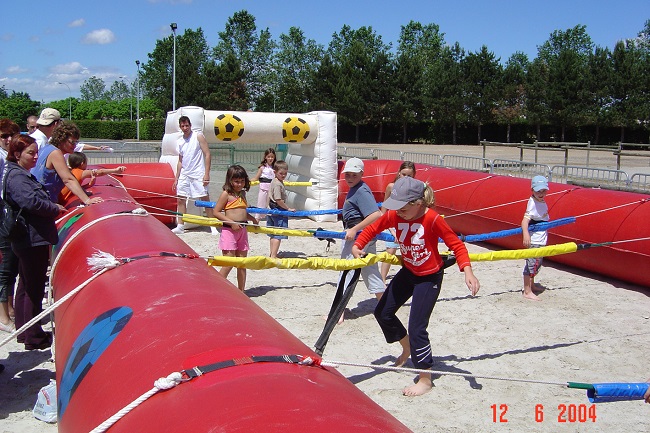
[531,175,549,192]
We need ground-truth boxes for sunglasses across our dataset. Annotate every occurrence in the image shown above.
[0,134,11,139]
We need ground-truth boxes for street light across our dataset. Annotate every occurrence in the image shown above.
[170,22,177,111]
[135,60,140,141]
[56,81,72,120]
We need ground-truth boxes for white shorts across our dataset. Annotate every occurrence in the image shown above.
[177,174,208,199]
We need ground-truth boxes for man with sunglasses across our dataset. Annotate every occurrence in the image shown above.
[29,108,61,150]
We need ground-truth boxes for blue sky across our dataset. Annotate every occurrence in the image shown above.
[1,0,647,103]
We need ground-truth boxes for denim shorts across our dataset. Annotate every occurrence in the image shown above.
[267,214,288,240]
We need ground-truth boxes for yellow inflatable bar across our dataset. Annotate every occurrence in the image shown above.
[206,243,580,270]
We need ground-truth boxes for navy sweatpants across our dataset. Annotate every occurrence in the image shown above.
[374,266,443,370]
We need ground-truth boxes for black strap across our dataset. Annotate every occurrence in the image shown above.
[314,268,361,356]
[182,354,305,379]
[119,252,199,264]
[1,166,21,214]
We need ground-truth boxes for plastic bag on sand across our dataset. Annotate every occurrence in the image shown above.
[33,379,57,423]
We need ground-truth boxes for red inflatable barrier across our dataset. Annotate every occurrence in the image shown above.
[339,160,650,288]
[90,162,176,225]
[53,173,410,432]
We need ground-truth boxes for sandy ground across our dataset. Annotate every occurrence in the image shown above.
[1,144,649,432]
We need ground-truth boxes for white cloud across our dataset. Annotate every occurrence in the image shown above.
[50,62,88,75]
[6,66,28,74]
[82,29,116,45]
[69,19,85,28]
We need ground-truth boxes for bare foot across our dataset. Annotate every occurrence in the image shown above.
[403,377,433,396]
[523,291,541,301]
[394,336,411,367]
[394,350,410,367]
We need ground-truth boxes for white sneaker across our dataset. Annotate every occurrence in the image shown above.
[171,225,185,234]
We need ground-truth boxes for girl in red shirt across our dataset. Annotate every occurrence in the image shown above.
[352,176,480,396]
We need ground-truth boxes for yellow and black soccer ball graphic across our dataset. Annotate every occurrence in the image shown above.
[282,117,310,143]
[214,113,244,141]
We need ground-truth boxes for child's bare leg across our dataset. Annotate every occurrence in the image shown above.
[523,275,540,301]
[176,197,187,226]
[394,335,410,367]
[219,250,235,279]
[0,302,12,328]
[269,238,281,258]
[403,371,433,397]
[236,268,246,292]
[236,251,248,292]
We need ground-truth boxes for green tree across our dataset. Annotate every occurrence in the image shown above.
[537,25,594,140]
[269,27,324,113]
[610,39,643,142]
[214,10,275,109]
[462,45,502,144]
[494,52,528,142]
[585,46,614,144]
[392,21,444,143]
[427,43,466,144]
[80,76,107,101]
[203,53,249,111]
[0,89,40,126]
[525,57,550,140]
[307,54,336,112]
[107,80,130,101]
[142,28,211,111]
[327,25,392,142]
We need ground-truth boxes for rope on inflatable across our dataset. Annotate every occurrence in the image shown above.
[0,267,111,349]
[89,372,186,433]
[89,354,326,433]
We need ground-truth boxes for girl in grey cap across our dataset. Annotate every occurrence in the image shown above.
[353,176,479,396]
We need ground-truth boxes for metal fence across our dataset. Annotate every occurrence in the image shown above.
[84,141,649,194]
[441,155,491,172]
[550,165,629,187]
[86,149,160,164]
[491,159,551,179]
[628,173,650,193]
[85,142,288,173]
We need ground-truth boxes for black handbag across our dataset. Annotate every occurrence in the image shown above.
[0,168,27,241]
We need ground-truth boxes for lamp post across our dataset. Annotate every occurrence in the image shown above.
[170,22,177,111]
[56,81,72,120]
[135,60,140,141]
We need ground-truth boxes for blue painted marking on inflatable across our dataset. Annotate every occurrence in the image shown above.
[58,306,133,418]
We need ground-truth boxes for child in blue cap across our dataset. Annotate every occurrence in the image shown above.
[521,175,550,300]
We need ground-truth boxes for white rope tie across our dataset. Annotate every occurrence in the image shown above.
[89,372,185,433]
[0,268,110,348]
[0,210,150,350]
[50,210,149,284]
